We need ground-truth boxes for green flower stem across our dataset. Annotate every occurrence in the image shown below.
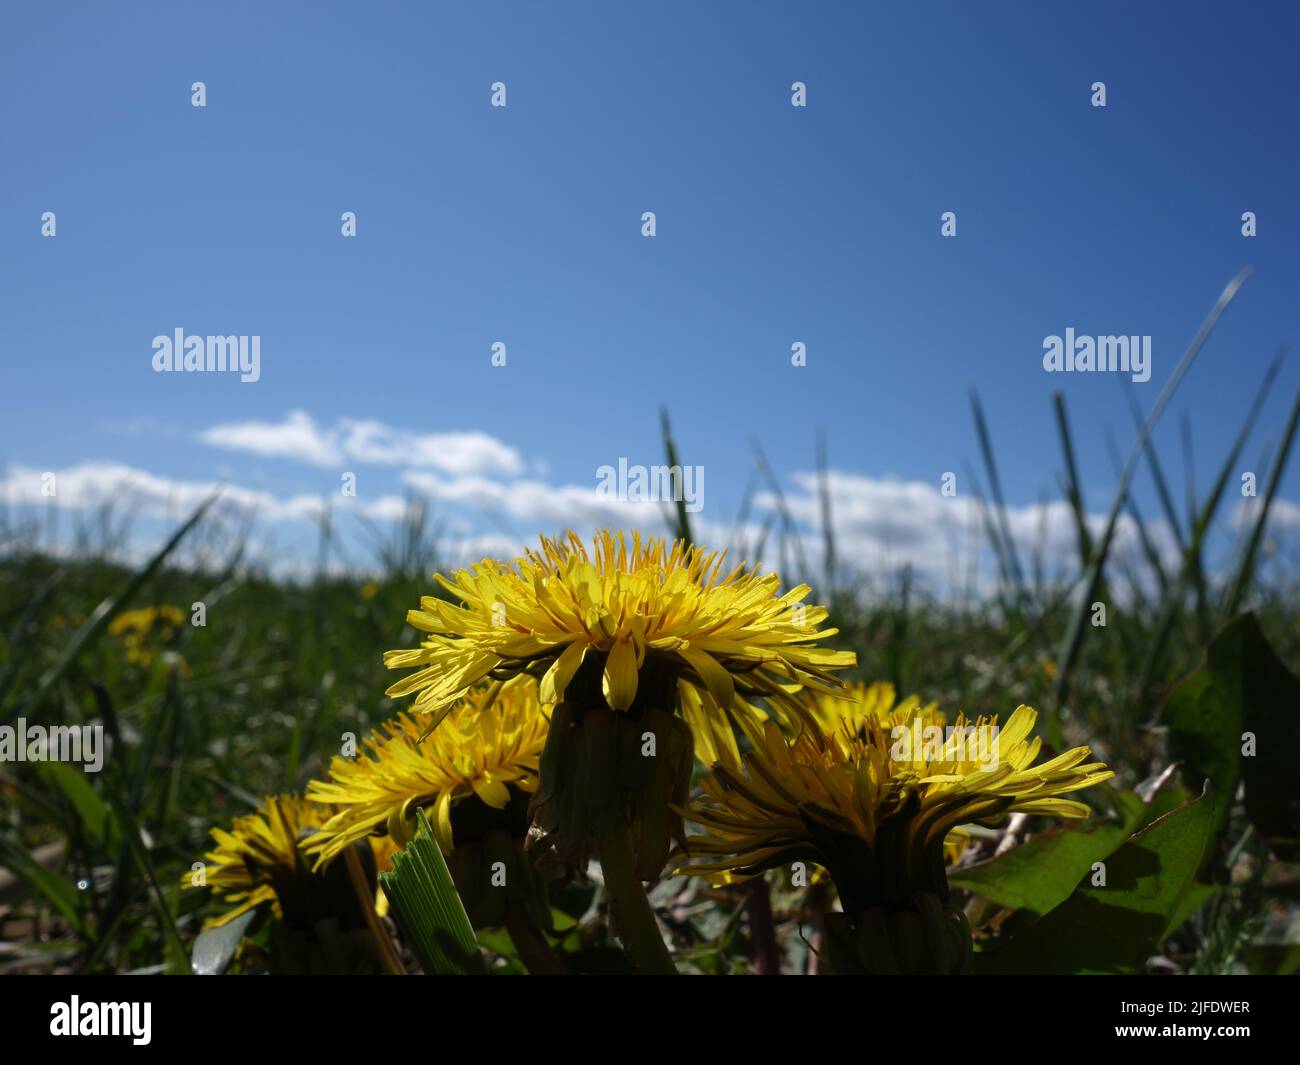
[343,845,406,975]
[597,823,677,975]
[504,902,566,975]
[742,877,780,974]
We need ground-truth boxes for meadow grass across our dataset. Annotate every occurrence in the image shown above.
[3,326,1299,972]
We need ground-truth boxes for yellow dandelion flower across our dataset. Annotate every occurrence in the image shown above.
[680,692,1112,972]
[380,530,851,972]
[182,794,392,928]
[109,604,186,668]
[685,702,1111,886]
[302,677,549,865]
[182,794,326,927]
[384,529,855,732]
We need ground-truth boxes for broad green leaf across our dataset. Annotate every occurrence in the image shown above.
[1168,880,1219,934]
[976,787,1217,974]
[951,788,1184,917]
[378,808,486,975]
[1163,612,1300,857]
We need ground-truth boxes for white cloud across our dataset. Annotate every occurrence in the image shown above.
[10,454,1287,600]
[1,461,323,524]
[401,470,666,528]
[762,470,1181,592]
[1235,497,1300,535]
[199,410,524,476]
[201,410,342,467]
[339,420,522,476]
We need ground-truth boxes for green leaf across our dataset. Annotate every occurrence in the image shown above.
[660,406,694,546]
[0,837,85,935]
[1168,879,1219,934]
[105,779,190,973]
[976,786,1217,974]
[190,909,257,975]
[951,789,1183,917]
[378,809,486,975]
[1163,612,1300,857]
[40,761,118,850]
[1243,943,1300,976]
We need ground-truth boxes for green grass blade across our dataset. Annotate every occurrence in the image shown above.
[816,428,836,596]
[1123,386,1186,552]
[105,777,189,973]
[1137,349,1286,697]
[1222,382,1300,618]
[660,406,694,547]
[0,568,64,708]
[970,388,1025,596]
[5,493,217,723]
[1053,269,1250,709]
[751,439,811,585]
[0,837,85,936]
[1052,392,1093,567]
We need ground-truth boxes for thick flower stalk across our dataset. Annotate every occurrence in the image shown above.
[383,529,856,973]
[679,683,1113,974]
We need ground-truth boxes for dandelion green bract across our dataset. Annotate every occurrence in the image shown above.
[378,809,486,976]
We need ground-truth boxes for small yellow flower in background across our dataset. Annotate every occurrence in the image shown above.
[383,529,855,736]
[361,581,380,600]
[109,604,185,668]
[679,682,1112,973]
[302,677,548,864]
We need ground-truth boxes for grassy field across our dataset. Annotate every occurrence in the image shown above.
[3,366,1300,974]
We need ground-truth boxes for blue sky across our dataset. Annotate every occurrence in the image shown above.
[2,1,1298,586]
